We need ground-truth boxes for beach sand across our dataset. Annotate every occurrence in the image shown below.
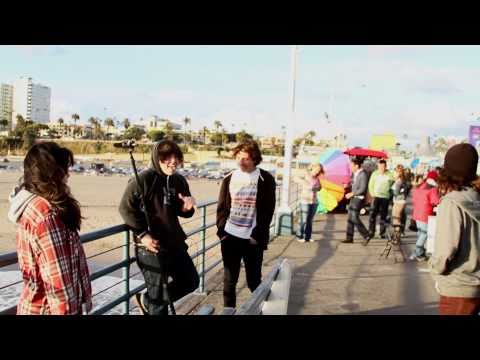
[0,171,222,258]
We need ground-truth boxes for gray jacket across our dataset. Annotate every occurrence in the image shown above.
[352,169,368,197]
[429,187,480,298]
[7,182,36,224]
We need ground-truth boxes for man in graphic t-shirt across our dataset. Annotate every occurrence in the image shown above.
[216,140,276,309]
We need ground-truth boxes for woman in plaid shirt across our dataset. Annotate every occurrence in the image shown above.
[8,142,92,315]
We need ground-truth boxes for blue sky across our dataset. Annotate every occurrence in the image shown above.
[1,45,479,149]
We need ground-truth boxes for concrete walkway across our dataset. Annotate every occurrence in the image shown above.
[199,212,439,315]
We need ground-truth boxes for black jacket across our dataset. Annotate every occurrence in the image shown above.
[216,168,276,250]
[119,167,194,252]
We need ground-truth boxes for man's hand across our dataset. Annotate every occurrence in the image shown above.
[345,192,354,200]
[139,234,160,253]
[178,193,196,212]
[249,237,258,245]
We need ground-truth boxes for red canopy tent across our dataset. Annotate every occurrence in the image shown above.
[343,147,388,159]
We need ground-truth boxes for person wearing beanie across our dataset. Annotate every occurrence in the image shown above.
[410,168,440,261]
[425,170,439,187]
[430,143,480,315]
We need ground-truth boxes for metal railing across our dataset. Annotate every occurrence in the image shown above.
[0,182,300,315]
[196,258,294,315]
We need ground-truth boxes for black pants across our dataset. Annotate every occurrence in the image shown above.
[369,197,390,237]
[220,234,264,308]
[135,246,200,315]
[346,207,370,240]
[400,207,406,233]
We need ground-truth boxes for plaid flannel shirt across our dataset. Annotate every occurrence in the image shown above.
[16,196,92,315]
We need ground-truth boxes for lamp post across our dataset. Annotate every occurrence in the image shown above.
[276,45,299,235]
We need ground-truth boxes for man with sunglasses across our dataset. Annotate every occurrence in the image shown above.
[119,140,199,315]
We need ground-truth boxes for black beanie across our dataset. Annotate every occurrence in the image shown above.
[443,143,478,181]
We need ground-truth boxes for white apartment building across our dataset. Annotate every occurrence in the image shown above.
[0,84,13,129]
[12,76,51,127]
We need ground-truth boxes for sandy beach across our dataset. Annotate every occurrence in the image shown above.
[0,171,223,256]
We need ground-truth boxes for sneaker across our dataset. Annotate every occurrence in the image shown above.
[409,253,427,262]
[341,239,353,243]
[297,239,306,243]
[134,293,148,315]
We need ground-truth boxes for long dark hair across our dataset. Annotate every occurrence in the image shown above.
[23,142,82,231]
[437,168,480,196]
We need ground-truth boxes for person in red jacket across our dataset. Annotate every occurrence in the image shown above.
[410,170,440,261]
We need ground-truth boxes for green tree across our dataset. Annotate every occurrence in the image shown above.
[88,117,97,139]
[104,117,115,138]
[163,121,174,140]
[183,117,191,150]
[0,119,9,131]
[14,115,27,138]
[71,113,80,139]
[202,126,210,145]
[22,126,38,150]
[147,130,165,142]
[124,126,145,140]
[235,130,253,143]
[433,137,449,154]
[214,120,222,132]
[212,121,223,145]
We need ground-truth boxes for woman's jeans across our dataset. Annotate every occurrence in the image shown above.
[297,203,318,241]
[415,221,428,257]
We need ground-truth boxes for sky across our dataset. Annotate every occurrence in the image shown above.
[1,45,479,150]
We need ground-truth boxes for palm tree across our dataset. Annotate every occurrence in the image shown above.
[57,118,65,138]
[164,121,174,140]
[104,118,115,139]
[214,120,222,133]
[71,113,80,138]
[213,120,223,145]
[183,117,191,149]
[202,126,209,145]
[88,117,98,139]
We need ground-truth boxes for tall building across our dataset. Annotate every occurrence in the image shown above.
[0,84,13,130]
[12,76,51,127]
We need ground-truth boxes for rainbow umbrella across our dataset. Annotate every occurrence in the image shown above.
[318,149,352,186]
[316,179,344,214]
[315,149,351,213]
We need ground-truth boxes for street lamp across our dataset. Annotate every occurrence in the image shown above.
[276,45,299,235]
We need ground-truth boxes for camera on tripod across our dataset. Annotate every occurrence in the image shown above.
[113,139,137,149]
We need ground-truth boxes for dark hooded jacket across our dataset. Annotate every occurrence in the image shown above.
[119,142,194,252]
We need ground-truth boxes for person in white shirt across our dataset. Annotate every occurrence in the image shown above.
[216,140,276,308]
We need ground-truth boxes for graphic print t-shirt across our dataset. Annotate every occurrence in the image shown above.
[225,168,260,239]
